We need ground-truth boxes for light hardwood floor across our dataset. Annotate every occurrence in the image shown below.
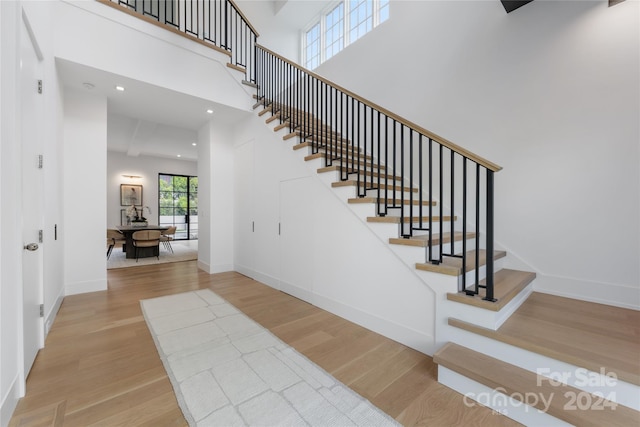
[10,261,519,426]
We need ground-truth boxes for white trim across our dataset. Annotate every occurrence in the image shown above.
[0,373,21,427]
[65,278,107,296]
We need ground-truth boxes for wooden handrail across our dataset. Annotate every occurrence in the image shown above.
[228,0,260,38]
[96,0,232,57]
[257,43,502,172]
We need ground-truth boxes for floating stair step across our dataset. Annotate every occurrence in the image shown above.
[312,157,386,170]
[258,105,272,116]
[293,142,367,156]
[447,269,535,311]
[348,197,435,206]
[367,215,456,224]
[242,80,257,88]
[434,342,638,427]
[226,62,246,73]
[317,166,399,181]
[331,180,419,193]
[389,231,473,248]
[415,249,506,276]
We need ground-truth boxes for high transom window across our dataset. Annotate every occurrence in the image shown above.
[303,0,389,70]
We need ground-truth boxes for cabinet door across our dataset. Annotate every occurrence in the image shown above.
[234,140,255,274]
[279,177,314,297]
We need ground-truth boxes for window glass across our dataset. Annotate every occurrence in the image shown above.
[379,0,389,23]
[325,4,344,60]
[304,1,388,70]
[349,0,373,43]
[305,23,321,69]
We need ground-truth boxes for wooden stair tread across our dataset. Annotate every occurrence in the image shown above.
[447,268,535,311]
[450,292,640,386]
[367,215,455,224]
[309,157,386,170]
[318,166,401,182]
[434,342,639,427]
[348,197,435,206]
[415,249,505,276]
[331,180,419,192]
[390,231,473,248]
[226,62,246,72]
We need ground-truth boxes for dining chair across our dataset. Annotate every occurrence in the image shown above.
[131,230,161,262]
[107,229,126,260]
[160,226,177,253]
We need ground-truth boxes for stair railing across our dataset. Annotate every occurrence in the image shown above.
[99,0,258,82]
[255,44,502,301]
[97,0,502,301]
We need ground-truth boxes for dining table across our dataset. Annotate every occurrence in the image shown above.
[116,225,169,259]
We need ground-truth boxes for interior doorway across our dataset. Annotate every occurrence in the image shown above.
[158,173,198,240]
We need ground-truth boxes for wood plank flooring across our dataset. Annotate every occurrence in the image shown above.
[10,261,519,426]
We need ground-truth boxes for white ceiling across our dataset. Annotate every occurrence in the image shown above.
[56,58,249,161]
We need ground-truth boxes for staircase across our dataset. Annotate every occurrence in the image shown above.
[249,47,640,425]
[101,1,640,425]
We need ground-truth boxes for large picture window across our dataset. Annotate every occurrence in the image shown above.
[303,0,388,70]
[158,173,198,240]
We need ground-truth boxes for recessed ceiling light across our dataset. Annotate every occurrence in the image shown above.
[115,85,125,92]
[192,143,197,146]
[177,154,182,158]
[206,109,214,114]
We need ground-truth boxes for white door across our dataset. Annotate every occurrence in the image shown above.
[234,140,255,275]
[20,17,45,376]
[279,177,314,297]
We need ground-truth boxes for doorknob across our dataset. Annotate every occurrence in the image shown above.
[24,243,39,251]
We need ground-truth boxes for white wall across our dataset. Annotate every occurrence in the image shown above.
[313,0,640,309]
[233,113,437,354]
[63,87,108,295]
[107,151,197,228]
[197,119,237,274]
[0,1,22,423]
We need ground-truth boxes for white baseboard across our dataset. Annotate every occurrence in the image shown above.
[1,374,21,427]
[533,274,640,311]
[65,278,107,295]
[45,291,64,336]
[196,259,210,273]
[208,263,234,274]
[278,280,435,355]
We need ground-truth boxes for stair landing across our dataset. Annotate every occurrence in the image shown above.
[449,292,640,386]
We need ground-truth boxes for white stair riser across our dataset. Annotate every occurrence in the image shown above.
[442,326,640,411]
[438,366,573,426]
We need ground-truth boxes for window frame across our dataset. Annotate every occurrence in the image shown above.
[302,0,389,70]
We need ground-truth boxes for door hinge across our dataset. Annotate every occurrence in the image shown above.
[39,304,44,317]
[37,80,43,94]
[38,230,43,243]
[38,154,43,169]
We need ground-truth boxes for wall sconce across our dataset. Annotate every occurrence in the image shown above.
[122,174,142,179]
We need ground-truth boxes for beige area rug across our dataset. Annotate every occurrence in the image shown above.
[141,290,400,427]
[107,242,197,269]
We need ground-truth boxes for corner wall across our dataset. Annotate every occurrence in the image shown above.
[63,87,107,295]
